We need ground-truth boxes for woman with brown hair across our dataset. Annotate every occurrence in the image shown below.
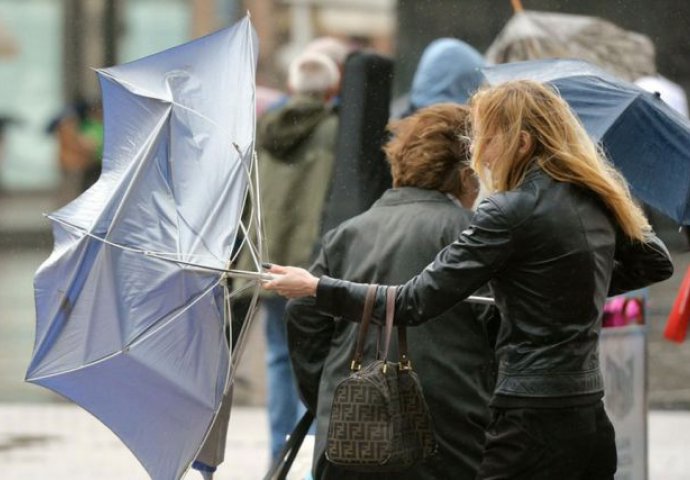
[265,80,673,479]
[286,103,496,480]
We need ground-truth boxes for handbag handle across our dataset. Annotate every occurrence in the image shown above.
[350,285,412,372]
[379,287,412,372]
[350,284,378,371]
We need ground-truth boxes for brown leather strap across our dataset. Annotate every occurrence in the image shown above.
[350,284,378,370]
[384,286,410,367]
[379,286,397,362]
[398,324,410,368]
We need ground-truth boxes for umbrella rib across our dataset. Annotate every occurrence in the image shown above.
[182,148,246,261]
[231,150,265,270]
[27,347,125,382]
[46,216,489,301]
[249,149,266,269]
[27,278,224,383]
[96,74,255,269]
[228,145,257,265]
[98,69,223,132]
[126,278,223,349]
[104,113,172,243]
[47,215,273,280]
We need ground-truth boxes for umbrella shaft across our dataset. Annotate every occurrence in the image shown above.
[172,258,496,304]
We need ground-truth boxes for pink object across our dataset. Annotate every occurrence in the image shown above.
[602,296,644,328]
[624,298,643,325]
[603,297,627,327]
[256,86,284,116]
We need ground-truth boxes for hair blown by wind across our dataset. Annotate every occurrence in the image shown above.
[469,80,650,241]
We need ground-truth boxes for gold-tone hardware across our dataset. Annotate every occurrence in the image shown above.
[350,360,361,371]
[382,363,388,374]
[399,360,413,371]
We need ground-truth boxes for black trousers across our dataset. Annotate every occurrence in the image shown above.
[476,402,617,480]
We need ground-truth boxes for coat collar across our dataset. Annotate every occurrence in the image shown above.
[372,187,459,208]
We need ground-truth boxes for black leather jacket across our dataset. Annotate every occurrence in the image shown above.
[317,168,673,400]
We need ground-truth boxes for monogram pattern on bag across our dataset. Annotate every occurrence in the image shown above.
[326,285,436,472]
[326,361,434,471]
[398,370,437,457]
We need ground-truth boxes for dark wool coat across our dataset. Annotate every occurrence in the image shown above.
[286,187,498,480]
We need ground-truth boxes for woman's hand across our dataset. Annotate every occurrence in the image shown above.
[262,264,319,298]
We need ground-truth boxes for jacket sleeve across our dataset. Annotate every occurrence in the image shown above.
[608,230,674,296]
[316,197,514,325]
[285,237,335,413]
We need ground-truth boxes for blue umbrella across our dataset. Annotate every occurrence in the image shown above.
[481,58,690,225]
[26,16,265,480]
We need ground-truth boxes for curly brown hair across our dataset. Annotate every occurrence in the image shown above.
[384,103,472,194]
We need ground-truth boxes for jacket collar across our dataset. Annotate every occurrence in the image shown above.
[372,187,459,208]
[522,163,550,185]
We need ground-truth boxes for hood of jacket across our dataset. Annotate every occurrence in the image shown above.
[410,38,485,110]
[258,94,331,160]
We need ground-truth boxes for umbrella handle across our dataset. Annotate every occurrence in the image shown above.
[511,0,524,13]
[224,269,276,282]
[466,295,495,305]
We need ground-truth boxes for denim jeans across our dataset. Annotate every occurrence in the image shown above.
[263,296,306,461]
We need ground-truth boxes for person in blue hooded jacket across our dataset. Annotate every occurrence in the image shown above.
[393,37,485,118]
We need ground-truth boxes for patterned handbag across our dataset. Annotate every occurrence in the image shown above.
[326,285,437,471]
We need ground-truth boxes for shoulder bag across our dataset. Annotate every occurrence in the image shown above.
[325,285,436,471]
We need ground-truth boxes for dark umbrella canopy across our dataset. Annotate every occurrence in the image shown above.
[481,58,690,225]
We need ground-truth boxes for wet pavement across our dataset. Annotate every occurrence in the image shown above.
[0,405,274,480]
[0,404,687,479]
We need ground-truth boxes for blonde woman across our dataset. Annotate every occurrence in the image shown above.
[264,80,673,479]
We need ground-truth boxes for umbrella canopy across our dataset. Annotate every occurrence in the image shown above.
[26,16,259,480]
[485,9,656,82]
[481,58,690,225]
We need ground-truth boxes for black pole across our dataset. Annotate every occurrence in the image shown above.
[103,0,119,68]
[63,0,84,104]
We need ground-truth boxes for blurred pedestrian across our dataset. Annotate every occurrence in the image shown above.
[264,80,674,479]
[267,36,352,115]
[47,99,103,204]
[392,37,485,118]
[304,36,352,107]
[78,100,104,191]
[0,116,16,162]
[286,103,497,479]
[192,50,340,479]
[251,50,339,464]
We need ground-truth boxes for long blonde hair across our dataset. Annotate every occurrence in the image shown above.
[470,80,650,241]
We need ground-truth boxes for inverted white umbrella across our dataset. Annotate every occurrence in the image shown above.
[26,15,268,480]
